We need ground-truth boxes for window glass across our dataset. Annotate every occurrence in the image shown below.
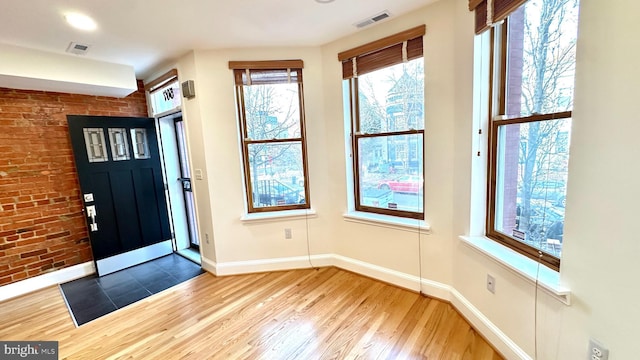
[150,80,181,116]
[247,142,306,208]
[357,134,423,214]
[83,128,108,163]
[233,64,310,213]
[244,83,301,141]
[358,60,424,134]
[352,57,424,219]
[108,128,131,161]
[130,128,151,159]
[494,118,571,258]
[505,0,579,117]
[487,0,579,270]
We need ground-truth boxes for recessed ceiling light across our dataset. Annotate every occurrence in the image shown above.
[64,12,97,31]
[315,0,335,3]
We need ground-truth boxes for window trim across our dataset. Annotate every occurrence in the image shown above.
[231,61,311,214]
[485,11,575,271]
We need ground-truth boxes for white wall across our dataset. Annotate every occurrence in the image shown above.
[320,0,456,289]
[0,43,137,97]
[452,0,640,359]
[177,47,333,267]
[175,0,640,358]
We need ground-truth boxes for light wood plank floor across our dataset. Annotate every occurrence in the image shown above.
[0,267,503,360]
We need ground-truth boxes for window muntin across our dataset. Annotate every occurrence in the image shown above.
[232,63,310,213]
[108,128,131,161]
[487,0,579,270]
[350,57,424,220]
[83,128,108,163]
[130,128,151,159]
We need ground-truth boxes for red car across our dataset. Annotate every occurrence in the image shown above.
[378,175,423,193]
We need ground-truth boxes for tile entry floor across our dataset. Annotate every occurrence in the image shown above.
[60,253,204,326]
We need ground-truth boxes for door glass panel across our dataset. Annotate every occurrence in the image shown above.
[108,128,131,161]
[130,128,151,159]
[83,128,108,162]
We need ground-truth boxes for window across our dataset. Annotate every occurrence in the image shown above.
[478,0,580,270]
[230,60,310,213]
[340,26,426,220]
[146,69,181,116]
[108,128,131,161]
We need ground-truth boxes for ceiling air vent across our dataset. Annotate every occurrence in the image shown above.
[354,10,391,28]
[66,42,91,55]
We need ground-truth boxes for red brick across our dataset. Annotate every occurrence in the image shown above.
[46,231,70,240]
[12,272,28,281]
[40,249,65,259]
[26,259,53,269]
[0,85,146,285]
[0,266,24,277]
[20,249,47,258]
[19,231,35,239]
[16,237,42,246]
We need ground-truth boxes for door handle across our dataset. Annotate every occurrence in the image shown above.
[86,205,98,232]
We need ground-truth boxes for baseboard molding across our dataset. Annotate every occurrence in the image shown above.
[450,288,531,360]
[332,254,421,292]
[200,256,218,276]
[213,254,333,276]
[0,261,95,302]
[211,253,528,360]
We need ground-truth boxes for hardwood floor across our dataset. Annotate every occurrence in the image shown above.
[0,267,503,359]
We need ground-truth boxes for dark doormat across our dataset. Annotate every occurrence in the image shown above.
[59,253,204,326]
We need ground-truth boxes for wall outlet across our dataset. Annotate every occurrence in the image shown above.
[588,338,609,360]
[284,228,292,239]
[205,233,210,244]
[486,274,496,294]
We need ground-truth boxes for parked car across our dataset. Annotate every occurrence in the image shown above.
[253,179,305,206]
[378,175,423,193]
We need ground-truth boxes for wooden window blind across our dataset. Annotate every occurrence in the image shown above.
[469,0,528,34]
[338,25,425,79]
[145,69,178,93]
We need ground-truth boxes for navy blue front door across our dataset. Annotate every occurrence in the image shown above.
[67,115,171,275]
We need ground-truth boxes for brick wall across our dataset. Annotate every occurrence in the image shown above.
[0,81,148,285]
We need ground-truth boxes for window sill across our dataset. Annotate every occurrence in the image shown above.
[240,209,317,224]
[459,236,571,305]
[343,211,431,234]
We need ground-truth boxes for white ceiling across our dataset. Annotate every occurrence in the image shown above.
[0,0,437,79]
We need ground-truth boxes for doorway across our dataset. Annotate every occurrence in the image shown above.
[158,112,201,264]
[67,115,173,276]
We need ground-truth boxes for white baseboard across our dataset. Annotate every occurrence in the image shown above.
[450,288,531,360]
[0,261,95,302]
[213,254,333,276]
[200,256,218,276]
[332,254,421,292]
